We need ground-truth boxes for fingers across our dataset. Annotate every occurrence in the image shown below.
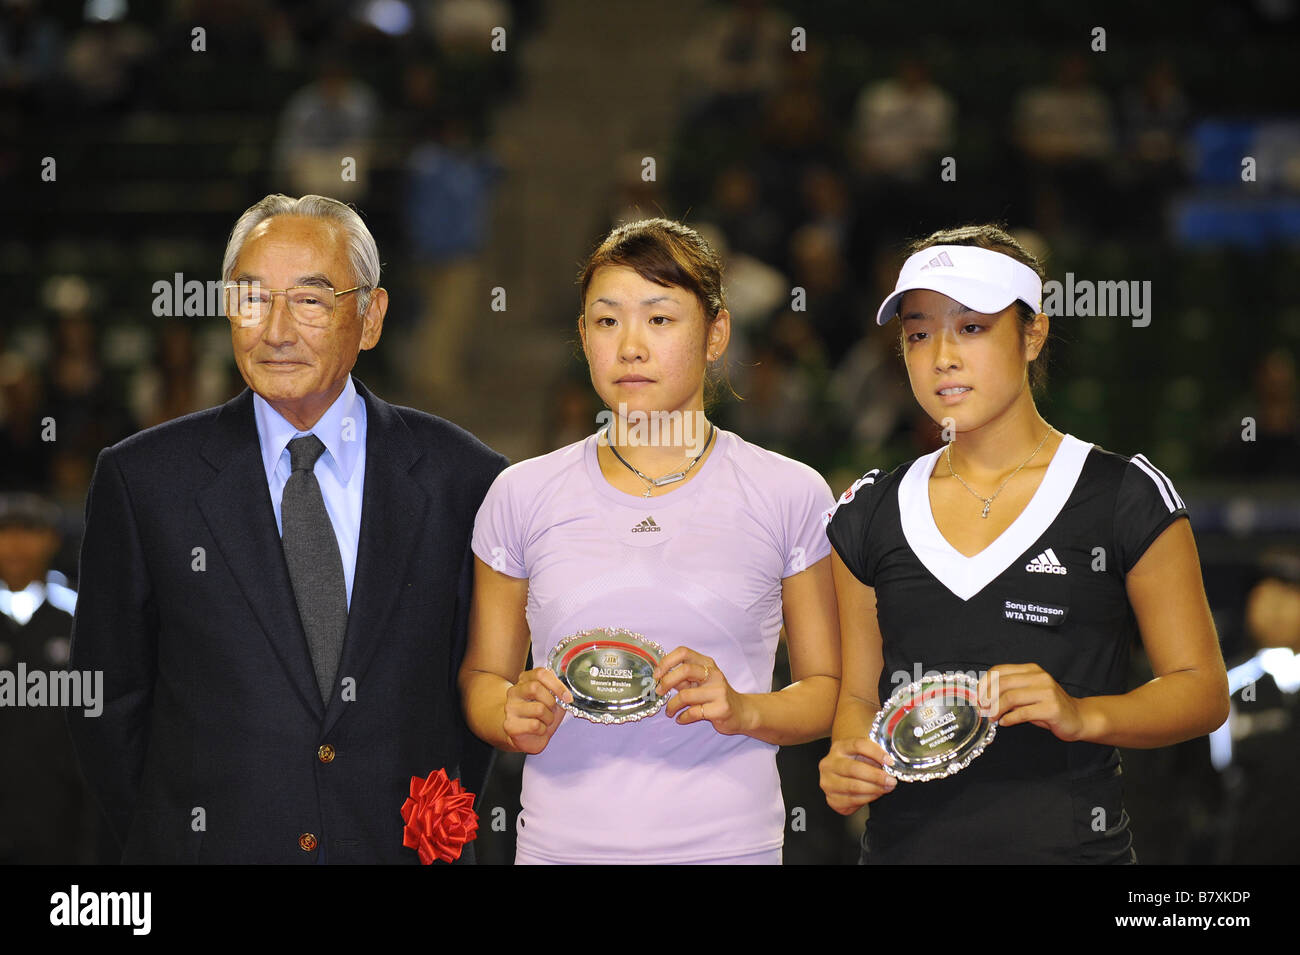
[664,684,707,719]
[823,738,898,785]
[503,694,560,738]
[990,686,1046,719]
[979,665,1054,717]
[984,678,1057,722]
[978,664,1045,705]
[980,671,1081,739]
[656,660,713,696]
[674,701,710,725]
[524,666,573,706]
[819,739,899,814]
[504,668,572,752]
[653,646,693,678]
[996,701,1051,728]
[653,648,717,696]
[503,710,553,739]
[823,769,897,799]
[837,736,894,768]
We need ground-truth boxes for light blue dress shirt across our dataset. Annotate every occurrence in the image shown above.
[253,375,367,608]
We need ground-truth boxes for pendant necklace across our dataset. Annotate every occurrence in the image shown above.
[946,427,1054,518]
[606,423,716,498]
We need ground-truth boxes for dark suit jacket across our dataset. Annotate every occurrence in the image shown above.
[66,379,506,863]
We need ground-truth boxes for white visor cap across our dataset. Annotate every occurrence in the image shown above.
[876,244,1043,325]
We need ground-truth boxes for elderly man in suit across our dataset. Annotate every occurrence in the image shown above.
[67,194,505,863]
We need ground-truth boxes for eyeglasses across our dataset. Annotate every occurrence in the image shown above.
[223,283,367,328]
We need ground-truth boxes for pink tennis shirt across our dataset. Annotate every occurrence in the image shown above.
[471,428,833,864]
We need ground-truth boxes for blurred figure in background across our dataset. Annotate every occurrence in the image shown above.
[273,59,379,202]
[0,0,64,115]
[850,59,955,232]
[1013,53,1115,236]
[63,8,153,114]
[681,0,792,127]
[1215,347,1300,478]
[0,492,97,863]
[851,60,955,181]
[702,162,785,267]
[129,321,234,430]
[786,222,855,359]
[1118,59,1190,236]
[0,353,53,491]
[1210,549,1300,863]
[403,111,501,405]
[43,308,136,514]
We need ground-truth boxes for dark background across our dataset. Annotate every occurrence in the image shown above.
[1,0,1297,865]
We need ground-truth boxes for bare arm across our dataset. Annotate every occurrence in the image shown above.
[818,552,896,814]
[655,556,842,745]
[1085,519,1229,744]
[987,520,1230,747]
[458,556,570,754]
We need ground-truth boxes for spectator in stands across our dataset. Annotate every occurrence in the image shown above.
[0,353,52,491]
[1214,346,1300,478]
[63,10,153,114]
[130,321,234,430]
[681,0,793,120]
[1012,53,1115,235]
[0,0,63,114]
[849,59,956,235]
[703,162,785,267]
[43,309,136,508]
[273,59,379,201]
[851,60,955,183]
[402,112,502,403]
[1119,59,1191,235]
[787,222,857,359]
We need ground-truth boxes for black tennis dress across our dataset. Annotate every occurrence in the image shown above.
[824,434,1188,864]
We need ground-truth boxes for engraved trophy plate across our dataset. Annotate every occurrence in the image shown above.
[548,629,666,724]
[869,672,997,782]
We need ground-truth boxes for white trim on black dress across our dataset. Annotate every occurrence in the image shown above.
[897,433,1091,601]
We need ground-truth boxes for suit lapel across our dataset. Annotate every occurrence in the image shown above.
[323,382,430,732]
[196,389,326,719]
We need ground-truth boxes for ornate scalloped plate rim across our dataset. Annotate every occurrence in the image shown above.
[548,628,668,725]
[869,671,998,782]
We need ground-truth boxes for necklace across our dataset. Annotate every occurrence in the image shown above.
[946,427,1055,518]
[606,423,716,498]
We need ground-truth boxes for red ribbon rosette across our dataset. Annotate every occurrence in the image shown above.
[400,768,479,864]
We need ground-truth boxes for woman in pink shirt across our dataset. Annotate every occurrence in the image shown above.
[459,218,841,864]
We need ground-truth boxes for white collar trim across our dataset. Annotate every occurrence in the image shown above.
[897,433,1091,601]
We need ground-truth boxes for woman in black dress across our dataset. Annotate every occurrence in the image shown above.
[818,224,1229,863]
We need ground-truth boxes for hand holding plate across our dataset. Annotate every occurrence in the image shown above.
[655,646,750,735]
[979,663,1086,741]
[819,736,898,815]
[504,666,572,754]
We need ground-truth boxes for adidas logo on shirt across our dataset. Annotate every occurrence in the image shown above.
[1026,548,1067,574]
[631,516,662,533]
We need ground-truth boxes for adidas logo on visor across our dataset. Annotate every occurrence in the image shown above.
[918,251,954,271]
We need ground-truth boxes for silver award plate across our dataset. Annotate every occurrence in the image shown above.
[547,629,666,725]
[869,672,997,782]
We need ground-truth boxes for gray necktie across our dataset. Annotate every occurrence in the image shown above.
[281,434,347,705]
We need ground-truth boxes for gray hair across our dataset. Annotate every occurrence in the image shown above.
[222,194,381,316]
